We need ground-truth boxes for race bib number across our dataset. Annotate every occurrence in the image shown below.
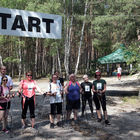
[85,85,90,92]
[97,83,102,90]
[28,83,34,91]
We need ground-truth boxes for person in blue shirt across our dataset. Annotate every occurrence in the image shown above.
[64,74,81,122]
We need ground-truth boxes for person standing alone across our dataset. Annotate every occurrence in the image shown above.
[117,65,122,80]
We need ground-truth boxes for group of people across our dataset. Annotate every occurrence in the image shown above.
[0,66,110,134]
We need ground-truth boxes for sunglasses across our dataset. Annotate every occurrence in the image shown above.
[3,79,8,81]
[53,76,57,78]
[27,75,32,77]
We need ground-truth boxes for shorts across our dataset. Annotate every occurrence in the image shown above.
[66,99,80,111]
[0,101,11,110]
[50,102,62,115]
[117,73,121,78]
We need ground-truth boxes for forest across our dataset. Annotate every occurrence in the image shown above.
[0,0,139,80]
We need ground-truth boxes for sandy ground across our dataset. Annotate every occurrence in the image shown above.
[0,74,140,140]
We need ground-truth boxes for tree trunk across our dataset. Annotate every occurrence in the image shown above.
[0,55,3,67]
[52,56,55,74]
[57,46,62,74]
[64,0,74,78]
[18,38,22,81]
[75,0,89,75]
[35,38,39,78]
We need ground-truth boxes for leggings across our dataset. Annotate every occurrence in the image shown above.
[82,95,93,113]
[21,96,35,119]
[93,94,106,111]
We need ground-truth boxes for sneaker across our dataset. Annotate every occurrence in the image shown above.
[65,120,70,124]
[74,120,78,124]
[105,120,111,125]
[97,118,102,122]
[56,122,62,127]
[6,126,10,130]
[50,123,54,129]
[81,113,84,118]
[2,129,9,134]
[21,125,26,129]
[91,113,95,118]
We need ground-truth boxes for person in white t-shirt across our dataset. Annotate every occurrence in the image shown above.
[0,66,13,90]
[47,74,63,128]
[117,65,122,80]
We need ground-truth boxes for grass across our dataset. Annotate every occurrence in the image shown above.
[122,96,140,104]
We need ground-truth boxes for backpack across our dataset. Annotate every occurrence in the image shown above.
[68,81,80,87]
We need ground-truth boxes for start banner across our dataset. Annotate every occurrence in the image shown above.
[0,7,62,39]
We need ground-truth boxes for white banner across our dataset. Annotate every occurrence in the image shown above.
[0,7,62,39]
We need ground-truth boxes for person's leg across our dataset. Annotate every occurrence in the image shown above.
[81,95,86,116]
[67,110,72,120]
[0,110,6,130]
[4,109,9,129]
[29,96,35,128]
[21,97,28,127]
[56,103,62,124]
[66,100,72,120]
[93,94,102,121]
[73,109,78,120]
[49,103,55,128]
[87,96,94,115]
[100,95,110,125]
[5,101,11,129]
[49,114,54,123]
[0,110,4,122]
[100,95,109,120]
[73,99,80,121]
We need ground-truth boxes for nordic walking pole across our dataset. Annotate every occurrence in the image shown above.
[97,90,103,118]
[62,92,66,127]
[9,96,13,138]
[8,92,15,138]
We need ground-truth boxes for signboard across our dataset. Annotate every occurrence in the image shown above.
[0,7,62,39]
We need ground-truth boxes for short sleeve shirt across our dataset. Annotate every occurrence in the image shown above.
[20,80,37,98]
[117,67,122,74]
[48,82,63,104]
[93,79,106,91]
[81,82,92,96]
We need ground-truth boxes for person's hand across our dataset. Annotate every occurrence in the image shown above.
[52,92,57,96]
[96,90,99,93]
[6,94,10,98]
[17,92,21,97]
[64,90,68,94]
[99,90,102,94]
[12,93,15,98]
[43,92,47,97]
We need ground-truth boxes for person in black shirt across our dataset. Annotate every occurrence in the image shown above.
[81,75,94,117]
[55,71,64,87]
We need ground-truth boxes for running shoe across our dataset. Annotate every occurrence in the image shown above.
[21,125,26,129]
[2,129,9,134]
[50,123,55,128]
[56,122,62,127]
[105,120,111,125]
[97,118,102,122]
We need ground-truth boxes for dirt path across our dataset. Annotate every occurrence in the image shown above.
[0,74,140,140]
